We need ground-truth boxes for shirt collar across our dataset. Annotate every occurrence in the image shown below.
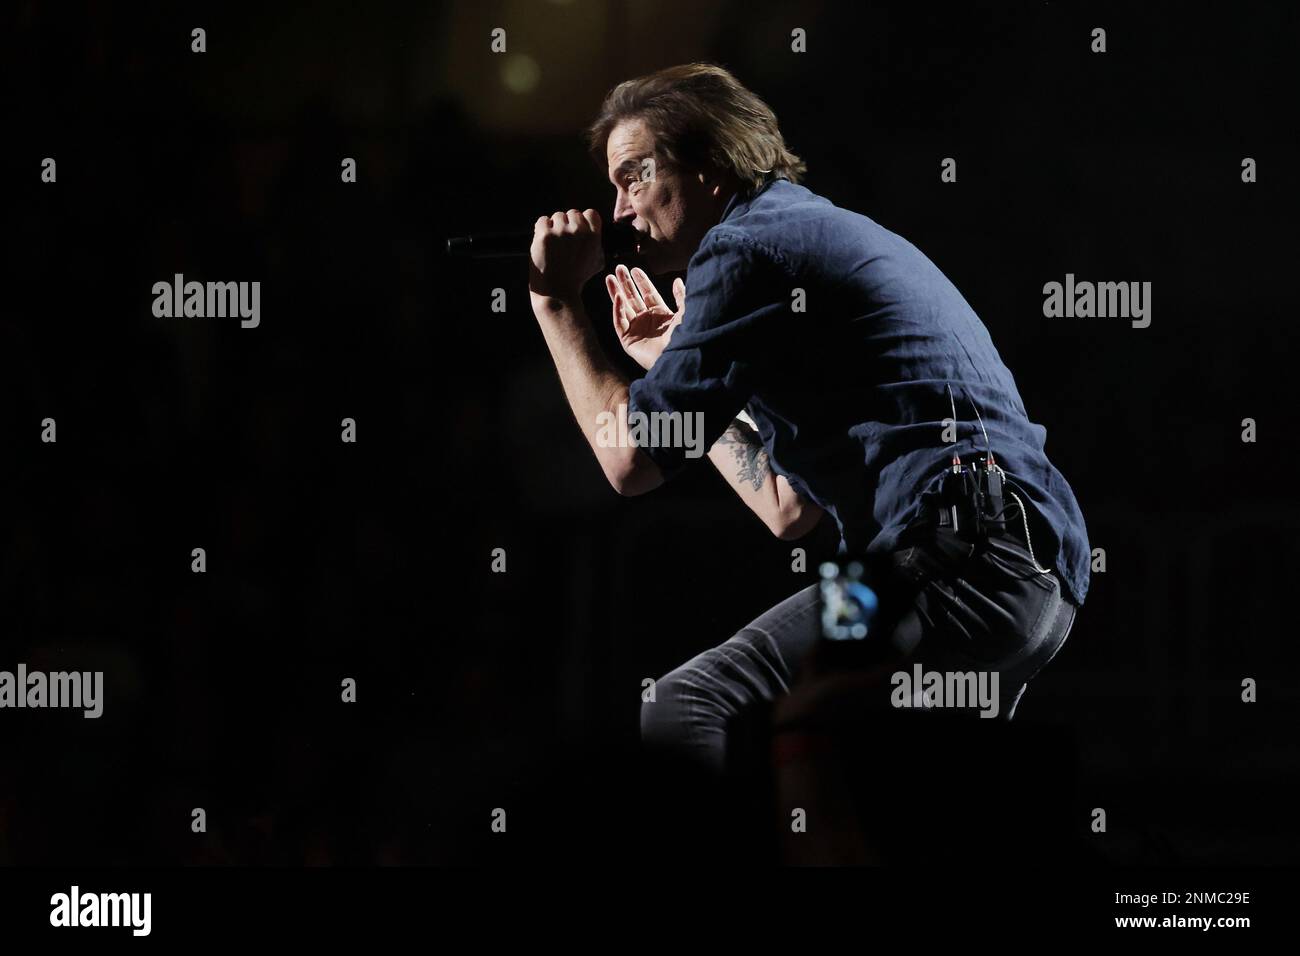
[720,189,746,223]
[720,175,786,223]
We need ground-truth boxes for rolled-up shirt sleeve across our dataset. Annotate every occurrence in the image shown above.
[627,231,794,481]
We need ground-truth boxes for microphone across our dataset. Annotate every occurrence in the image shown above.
[445,218,641,264]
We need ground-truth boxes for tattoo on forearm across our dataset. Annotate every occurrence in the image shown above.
[717,422,771,491]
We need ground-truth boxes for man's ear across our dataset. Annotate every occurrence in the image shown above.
[700,168,740,199]
[702,177,725,199]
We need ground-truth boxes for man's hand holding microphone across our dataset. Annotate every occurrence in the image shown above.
[529,207,684,371]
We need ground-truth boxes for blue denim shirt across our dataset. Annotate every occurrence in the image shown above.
[626,178,1091,607]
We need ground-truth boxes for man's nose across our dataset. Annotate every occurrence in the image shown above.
[613,191,636,224]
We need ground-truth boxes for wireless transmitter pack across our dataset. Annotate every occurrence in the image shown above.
[936,451,1007,541]
[933,383,1038,560]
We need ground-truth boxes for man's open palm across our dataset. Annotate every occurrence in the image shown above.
[605,264,686,372]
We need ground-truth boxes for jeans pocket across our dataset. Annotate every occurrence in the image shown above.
[981,534,1056,592]
[918,554,1058,667]
[892,524,974,584]
[891,524,1061,666]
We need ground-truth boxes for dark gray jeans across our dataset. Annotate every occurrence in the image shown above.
[640,519,1079,777]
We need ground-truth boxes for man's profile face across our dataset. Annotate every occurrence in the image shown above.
[605,117,730,275]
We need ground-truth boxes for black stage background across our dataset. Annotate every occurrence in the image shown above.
[2,0,1297,892]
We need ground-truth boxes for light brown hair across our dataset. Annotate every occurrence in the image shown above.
[586,62,807,193]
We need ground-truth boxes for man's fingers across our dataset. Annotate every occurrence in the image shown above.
[672,277,686,312]
[615,264,646,311]
[605,275,631,332]
[631,268,666,311]
[545,209,600,234]
[607,274,636,331]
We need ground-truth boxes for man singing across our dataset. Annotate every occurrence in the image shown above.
[527,62,1090,778]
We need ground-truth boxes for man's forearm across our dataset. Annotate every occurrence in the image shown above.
[709,417,823,539]
[531,294,663,494]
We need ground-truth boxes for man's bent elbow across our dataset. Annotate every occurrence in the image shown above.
[606,449,665,497]
[773,502,825,540]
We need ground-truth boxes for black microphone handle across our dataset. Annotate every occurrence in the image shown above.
[445,221,639,263]
[444,230,530,258]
